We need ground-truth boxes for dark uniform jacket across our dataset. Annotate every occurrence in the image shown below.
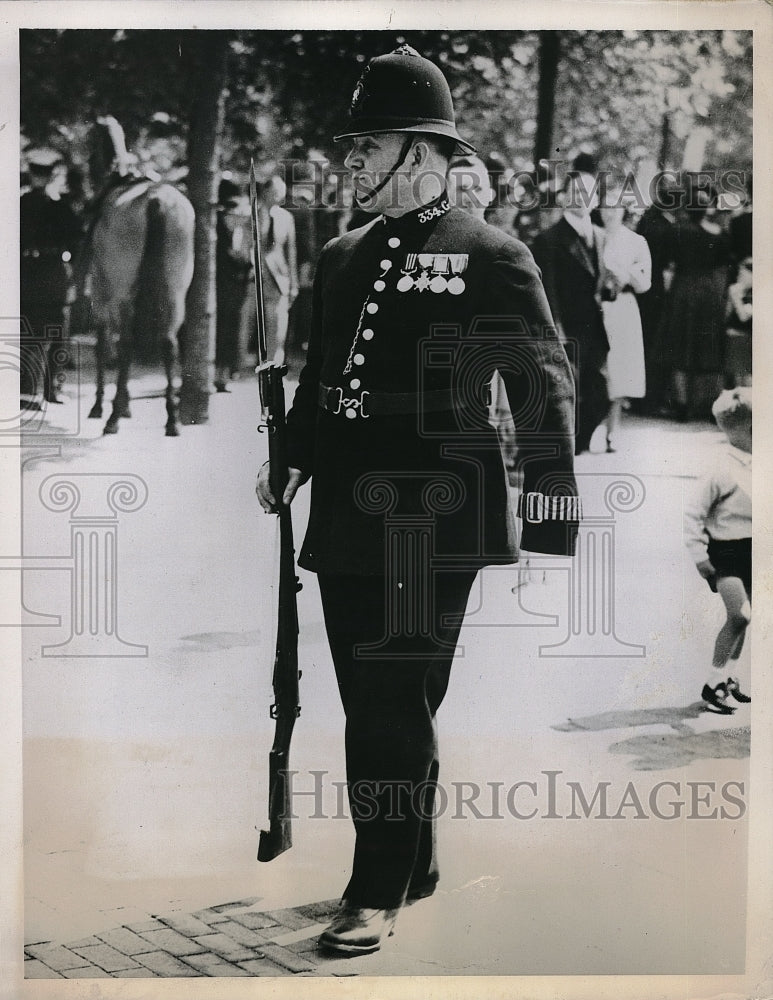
[286,194,580,576]
[20,188,81,316]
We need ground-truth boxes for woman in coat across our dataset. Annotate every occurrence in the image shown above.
[659,188,732,420]
[599,190,652,450]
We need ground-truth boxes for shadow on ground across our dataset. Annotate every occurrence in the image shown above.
[608,726,750,770]
[553,705,751,770]
[178,630,264,651]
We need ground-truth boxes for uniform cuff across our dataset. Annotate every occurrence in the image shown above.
[517,491,582,522]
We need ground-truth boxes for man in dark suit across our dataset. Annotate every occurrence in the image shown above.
[256,45,580,955]
[530,160,610,454]
[214,177,252,392]
[20,148,81,406]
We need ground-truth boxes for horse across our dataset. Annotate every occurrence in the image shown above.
[83,116,194,436]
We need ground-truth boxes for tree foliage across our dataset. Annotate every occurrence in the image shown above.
[20,28,752,181]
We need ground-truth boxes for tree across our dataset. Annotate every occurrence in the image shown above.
[534,33,561,167]
[21,29,751,182]
[178,32,231,426]
[549,30,752,176]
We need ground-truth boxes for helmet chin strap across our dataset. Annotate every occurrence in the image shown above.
[354,135,415,210]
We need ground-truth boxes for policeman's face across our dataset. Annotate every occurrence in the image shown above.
[344,133,413,214]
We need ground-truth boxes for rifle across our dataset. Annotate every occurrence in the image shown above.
[250,160,301,862]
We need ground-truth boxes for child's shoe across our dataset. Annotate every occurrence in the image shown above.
[701,681,736,714]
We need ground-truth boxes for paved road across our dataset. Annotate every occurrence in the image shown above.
[14,362,765,994]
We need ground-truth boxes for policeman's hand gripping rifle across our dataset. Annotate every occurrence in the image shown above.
[250,161,301,862]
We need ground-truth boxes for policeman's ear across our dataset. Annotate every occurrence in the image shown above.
[410,140,430,170]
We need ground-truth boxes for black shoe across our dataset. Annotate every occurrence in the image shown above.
[701,681,736,714]
[318,903,399,955]
[726,677,751,703]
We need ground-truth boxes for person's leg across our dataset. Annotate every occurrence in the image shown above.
[702,575,750,711]
[712,576,750,670]
[44,323,67,404]
[605,398,623,451]
[273,296,290,365]
[576,347,610,453]
[318,569,476,909]
[407,571,475,899]
[672,369,688,420]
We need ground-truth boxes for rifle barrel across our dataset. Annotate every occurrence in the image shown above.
[248,160,269,373]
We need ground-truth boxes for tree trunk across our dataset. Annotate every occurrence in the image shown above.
[658,110,673,171]
[533,31,561,168]
[179,32,230,425]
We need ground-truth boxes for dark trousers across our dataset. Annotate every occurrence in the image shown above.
[575,344,610,453]
[318,569,478,909]
[20,301,67,402]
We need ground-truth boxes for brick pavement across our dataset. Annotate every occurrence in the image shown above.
[24,897,348,978]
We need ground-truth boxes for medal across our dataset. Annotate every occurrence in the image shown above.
[447,254,468,295]
[414,270,432,292]
[398,252,417,292]
[430,254,449,293]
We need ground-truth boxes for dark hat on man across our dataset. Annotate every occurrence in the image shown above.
[571,152,598,176]
[218,176,241,205]
[334,44,475,155]
[26,147,62,172]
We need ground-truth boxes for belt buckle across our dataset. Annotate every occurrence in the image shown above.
[334,388,370,419]
[526,491,544,524]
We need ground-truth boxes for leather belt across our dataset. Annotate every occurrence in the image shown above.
[318,382,464,419]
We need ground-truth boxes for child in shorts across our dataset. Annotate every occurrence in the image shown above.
[684,387,752,713]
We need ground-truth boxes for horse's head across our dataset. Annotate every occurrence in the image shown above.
[89,115,131,189]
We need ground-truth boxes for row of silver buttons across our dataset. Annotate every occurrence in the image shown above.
[339,234,403,418]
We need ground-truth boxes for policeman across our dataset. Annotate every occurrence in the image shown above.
[20,147,81,405]
[256,45,580,955]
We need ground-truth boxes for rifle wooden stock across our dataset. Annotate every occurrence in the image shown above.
[251,160,301,862]
[257,364,301,862]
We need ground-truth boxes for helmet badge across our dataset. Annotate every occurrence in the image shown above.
[351,62,371,112]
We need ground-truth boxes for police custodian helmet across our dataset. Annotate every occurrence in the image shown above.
[334,44,476,155]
